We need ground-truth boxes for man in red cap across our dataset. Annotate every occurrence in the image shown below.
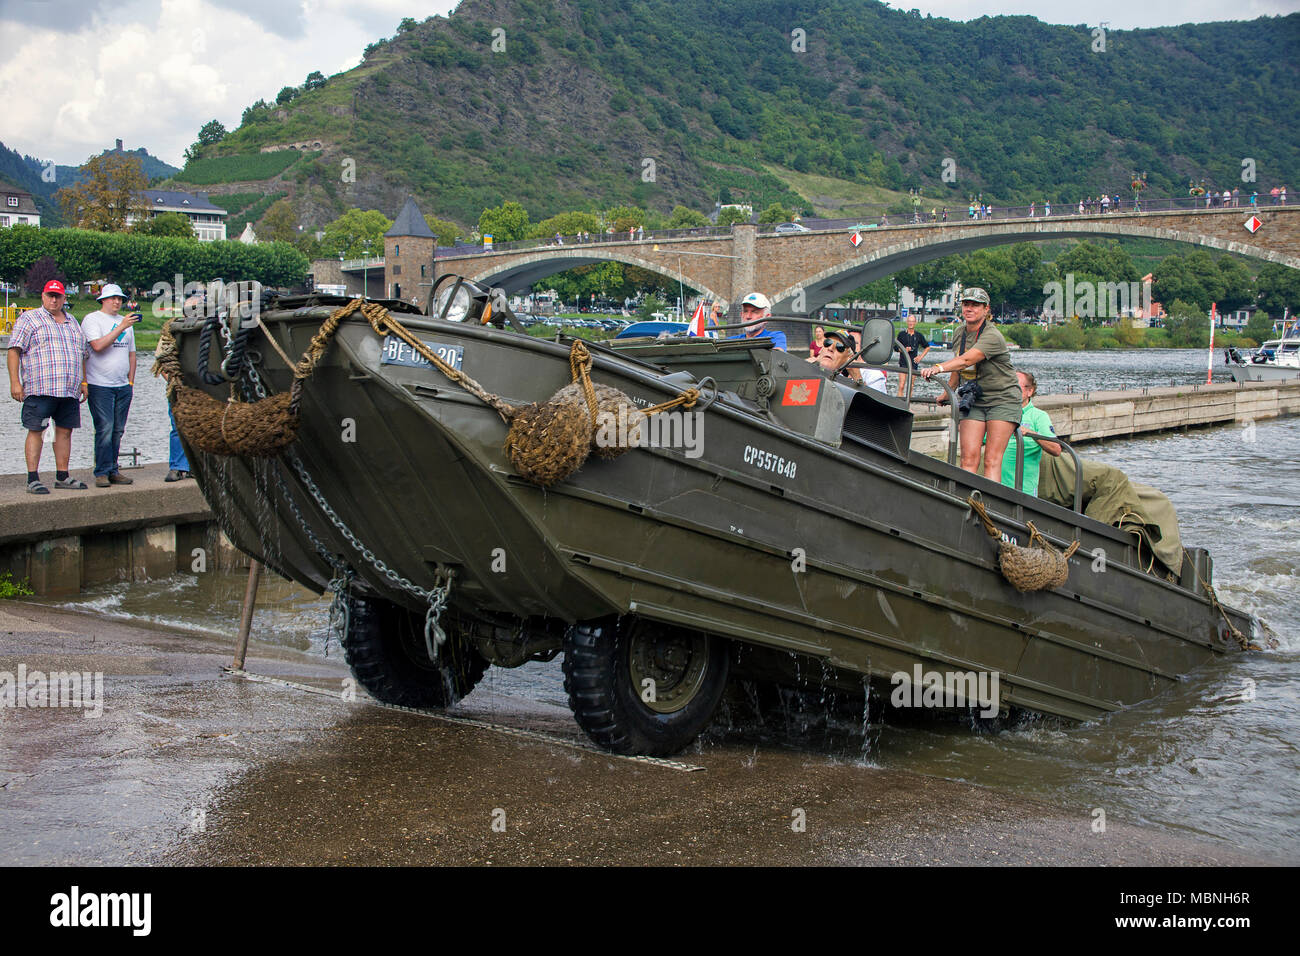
[6,280,90,493]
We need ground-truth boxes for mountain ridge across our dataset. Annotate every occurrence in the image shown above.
[162,0,1300,231]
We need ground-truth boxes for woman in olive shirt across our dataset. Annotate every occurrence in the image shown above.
[920,287,1021,480]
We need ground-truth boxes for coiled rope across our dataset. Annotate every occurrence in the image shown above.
[157,298,704,485]
[968,496,1080,592]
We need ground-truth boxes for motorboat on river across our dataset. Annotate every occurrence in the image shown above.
[160,276,1266,755]
[1224,318,1300,382]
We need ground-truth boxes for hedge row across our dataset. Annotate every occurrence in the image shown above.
[0,224,309,291]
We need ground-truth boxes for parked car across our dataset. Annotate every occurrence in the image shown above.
[616,321,690,339]
[774,222,811,234]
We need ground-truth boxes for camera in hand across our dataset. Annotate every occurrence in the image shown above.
[956,380,983,414]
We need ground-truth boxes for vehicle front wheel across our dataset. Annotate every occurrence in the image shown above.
[562,616,730,756]
[343,595,487,708]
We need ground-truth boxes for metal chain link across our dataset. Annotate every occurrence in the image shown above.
[325,567,355,657]
[242,358,453,660]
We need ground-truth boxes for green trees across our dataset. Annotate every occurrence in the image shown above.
[757,203,793,224]
[198,120,226,145]
[715,206,751,229]
[320,208,392,258]
[1244,312,1274,346]
[529,211,601,240]
[478,201,530,241]
[603,205,645,232]
[260,200,298,243]
[1162,299,1211,348]
[57,153,149,232]
[132,212,196,239]
[666,205,709,228]
[1254,263,1300,317]
[894,257,961,309]
[423,215,463,246]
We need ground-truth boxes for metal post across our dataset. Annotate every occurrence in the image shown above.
[232,559,264,670]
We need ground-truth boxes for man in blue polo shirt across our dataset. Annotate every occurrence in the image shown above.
[726,292,787,350]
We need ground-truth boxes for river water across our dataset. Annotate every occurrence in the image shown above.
[18,349,1300,860]
[0,347,1252,469]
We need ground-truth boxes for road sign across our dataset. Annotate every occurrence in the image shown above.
[850,231,862,247]
[901,307,909,318]
[1245,216,1262,234]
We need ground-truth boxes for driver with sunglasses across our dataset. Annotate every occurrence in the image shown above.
[807,329,887,392]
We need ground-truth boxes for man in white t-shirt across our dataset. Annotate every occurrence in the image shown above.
[82,283,140,486]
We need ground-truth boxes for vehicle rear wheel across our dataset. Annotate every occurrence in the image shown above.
[343,595,487,708]
[562,616,730,756]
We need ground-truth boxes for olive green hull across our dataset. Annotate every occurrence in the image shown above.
[173,306,1254,723]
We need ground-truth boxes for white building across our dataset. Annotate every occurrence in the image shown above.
[128,189,228,241]
[0,181,41,228]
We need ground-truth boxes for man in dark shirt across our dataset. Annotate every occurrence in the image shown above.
[895,314,931,394]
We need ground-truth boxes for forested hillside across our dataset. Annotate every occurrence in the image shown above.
[174,0,1300,231]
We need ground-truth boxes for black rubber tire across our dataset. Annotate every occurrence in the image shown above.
[562,617,730,756]
[343,595,487,708]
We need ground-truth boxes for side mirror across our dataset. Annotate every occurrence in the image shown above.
[859,317,896,365]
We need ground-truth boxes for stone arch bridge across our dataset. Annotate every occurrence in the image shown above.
[435,207,1300,315]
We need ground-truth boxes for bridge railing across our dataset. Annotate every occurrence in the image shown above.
[435,193,1291,256]
[439,224,734,257]
[767,194,1285,230]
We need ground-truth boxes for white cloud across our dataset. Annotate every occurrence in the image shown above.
[0,0,457,167]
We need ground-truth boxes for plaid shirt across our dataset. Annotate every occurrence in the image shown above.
[9,307,88,399]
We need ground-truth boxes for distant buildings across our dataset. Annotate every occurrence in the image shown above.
[129,190,228,240]
[0,181,41,228]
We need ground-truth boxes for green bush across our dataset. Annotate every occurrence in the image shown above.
[0,226,309,290]
[1003,323,1035,347]
[1037,322,1085,349]
[0,571,33,599]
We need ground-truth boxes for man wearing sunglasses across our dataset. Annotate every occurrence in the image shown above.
[807,329,887,393]
[7,280,90,494]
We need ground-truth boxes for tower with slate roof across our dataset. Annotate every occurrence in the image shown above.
[383,197,436,304]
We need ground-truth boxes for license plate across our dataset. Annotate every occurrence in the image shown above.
[379,338,463,371]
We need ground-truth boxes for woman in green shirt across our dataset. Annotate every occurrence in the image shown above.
[1001,370,1062,496]
[920,287,1023,480]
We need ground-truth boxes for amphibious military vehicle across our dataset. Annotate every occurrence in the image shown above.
[163,276,1263,755]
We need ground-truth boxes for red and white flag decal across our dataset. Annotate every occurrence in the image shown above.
[782,379,821,406]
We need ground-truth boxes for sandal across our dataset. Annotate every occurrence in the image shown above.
[27,480,50,495]
[53,476,88,490]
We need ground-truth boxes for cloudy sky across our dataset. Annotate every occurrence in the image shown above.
[1,0,1296,169]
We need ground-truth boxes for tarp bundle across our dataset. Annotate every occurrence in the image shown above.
[1038,454,1183,578]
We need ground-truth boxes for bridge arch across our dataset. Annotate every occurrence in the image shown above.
[770,218,1300,313]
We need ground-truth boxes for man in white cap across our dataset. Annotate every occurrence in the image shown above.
[726,291,787,350]
[82,283,140,487]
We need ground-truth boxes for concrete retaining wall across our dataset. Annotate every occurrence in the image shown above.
[0,463,246,597]
[909,379,1300,456]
